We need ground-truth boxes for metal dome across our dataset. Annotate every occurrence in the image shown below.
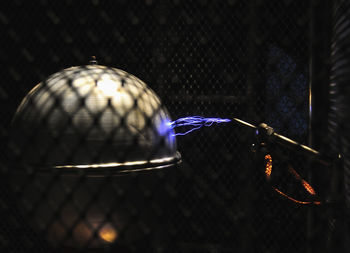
[12,64,181,174]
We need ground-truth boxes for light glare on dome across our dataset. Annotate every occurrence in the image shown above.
[97,78,120,97]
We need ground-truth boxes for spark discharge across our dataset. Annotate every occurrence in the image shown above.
[170,116,231,136]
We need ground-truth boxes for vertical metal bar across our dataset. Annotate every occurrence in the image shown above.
[308,0,332,252]
[307,2,314,253]
[308,0,314,150]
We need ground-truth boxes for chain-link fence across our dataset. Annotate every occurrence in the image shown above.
[0,0,341,252]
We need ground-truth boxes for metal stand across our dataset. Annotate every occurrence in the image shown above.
[232,118,340,205]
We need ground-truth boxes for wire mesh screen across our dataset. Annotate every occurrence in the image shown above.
[0,0,324,252]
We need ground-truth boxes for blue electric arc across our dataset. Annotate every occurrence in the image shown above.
[169,116,231,136]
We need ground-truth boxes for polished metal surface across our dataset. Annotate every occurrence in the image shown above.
[10,64,180,248]
[12,65,180,173]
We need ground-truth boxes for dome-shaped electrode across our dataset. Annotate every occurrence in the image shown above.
[11,65,181,174]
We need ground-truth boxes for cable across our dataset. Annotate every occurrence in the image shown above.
[264,154,321,205]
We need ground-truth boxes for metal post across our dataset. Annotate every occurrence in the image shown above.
[308,0,332,252]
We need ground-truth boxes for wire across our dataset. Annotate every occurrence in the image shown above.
[264,154,321,205]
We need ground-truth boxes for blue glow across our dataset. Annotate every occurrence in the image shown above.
[157,118,176,143]
[158,118,172,136]
[170,116,231,136]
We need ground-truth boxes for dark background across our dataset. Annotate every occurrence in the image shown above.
[0,0,341,252]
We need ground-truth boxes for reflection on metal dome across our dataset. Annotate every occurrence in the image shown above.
[12,64,181,174]
[10,64,181,248]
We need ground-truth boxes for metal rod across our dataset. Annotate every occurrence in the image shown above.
[232,118,257,130]
[231,118,334,166]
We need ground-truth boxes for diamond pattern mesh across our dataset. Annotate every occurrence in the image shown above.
[0,0,336,252]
